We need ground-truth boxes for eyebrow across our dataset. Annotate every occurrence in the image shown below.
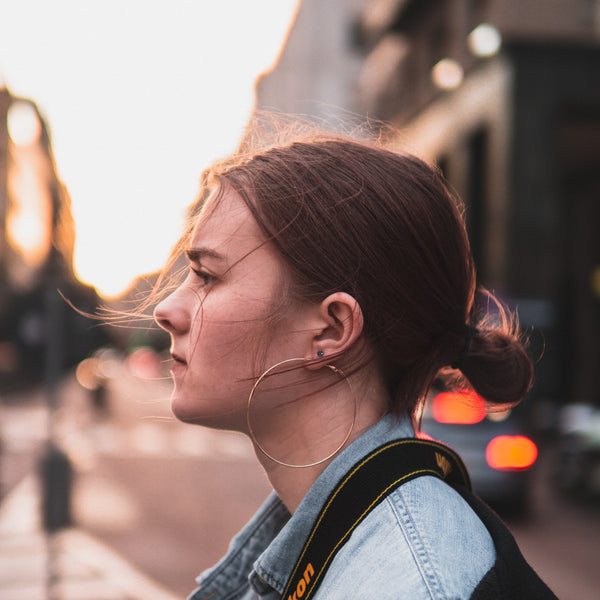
[185,247,225,262]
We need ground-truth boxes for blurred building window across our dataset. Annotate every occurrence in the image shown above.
[467,128,489,282]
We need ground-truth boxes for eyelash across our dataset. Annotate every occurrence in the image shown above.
[189,266,214,286]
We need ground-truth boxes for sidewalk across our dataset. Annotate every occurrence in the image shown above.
[0,473,180,600]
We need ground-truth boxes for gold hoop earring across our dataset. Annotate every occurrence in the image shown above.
[246,357,357,469]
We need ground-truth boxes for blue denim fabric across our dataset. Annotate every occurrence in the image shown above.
[189,414,495,600]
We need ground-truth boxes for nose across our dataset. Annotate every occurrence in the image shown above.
[154,289,191,335]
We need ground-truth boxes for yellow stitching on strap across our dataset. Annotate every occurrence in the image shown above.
[283,440,468,598]
[303,469,438,599]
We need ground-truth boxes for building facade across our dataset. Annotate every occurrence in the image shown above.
[0,85,104,389]
[254,0,369,127]
[355,0,600,408]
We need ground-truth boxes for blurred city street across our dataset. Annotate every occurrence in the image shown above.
[1,1,599,599]
[0,357,272,598]
[0,356,598,599]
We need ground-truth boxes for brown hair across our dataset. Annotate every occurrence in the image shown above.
[171,134,533,417]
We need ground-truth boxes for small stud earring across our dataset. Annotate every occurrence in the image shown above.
[317,350,324,358]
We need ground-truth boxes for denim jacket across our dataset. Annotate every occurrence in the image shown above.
[189,414,496,600]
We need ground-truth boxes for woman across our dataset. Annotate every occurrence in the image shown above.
[153,135,551,599]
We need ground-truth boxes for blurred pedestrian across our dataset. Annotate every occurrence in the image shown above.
[153,133,556,599]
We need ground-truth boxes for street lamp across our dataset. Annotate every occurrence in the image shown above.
[431,57,464,90]
[468,23,502,58]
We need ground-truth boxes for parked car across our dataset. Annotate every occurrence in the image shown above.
[419,389,538,513]
[552,403,600,502]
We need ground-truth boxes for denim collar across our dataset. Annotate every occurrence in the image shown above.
[191,413,414,599]
[251,413,414,595]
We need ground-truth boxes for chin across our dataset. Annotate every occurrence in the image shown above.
[170,393,246,432]
[170,394,205,425]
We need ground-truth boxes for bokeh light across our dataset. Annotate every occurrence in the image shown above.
[431,58,464,90]
[468,23,502,58]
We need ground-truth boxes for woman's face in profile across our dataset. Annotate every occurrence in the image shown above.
[154,187,311,430]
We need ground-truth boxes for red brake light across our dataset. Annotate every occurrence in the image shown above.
[432,391,486,424]
[486,436,538,470]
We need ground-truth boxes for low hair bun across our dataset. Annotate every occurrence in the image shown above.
[456,322,533,407]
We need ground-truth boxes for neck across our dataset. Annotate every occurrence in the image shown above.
[250,370,390,513]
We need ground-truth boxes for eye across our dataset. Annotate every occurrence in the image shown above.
[189,266,215,286]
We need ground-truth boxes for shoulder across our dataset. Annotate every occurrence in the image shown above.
[315,476,496,600]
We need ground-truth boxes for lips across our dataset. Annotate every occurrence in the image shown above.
[171,353,186,366]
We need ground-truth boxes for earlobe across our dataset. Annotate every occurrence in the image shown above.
[306,292,364,368]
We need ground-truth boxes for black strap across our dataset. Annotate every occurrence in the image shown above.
[281,439,471,600]
[453,486,558,599]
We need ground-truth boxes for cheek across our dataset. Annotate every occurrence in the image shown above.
[188,301,270,371]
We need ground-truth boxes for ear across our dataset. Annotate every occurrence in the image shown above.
[304,292,364,369]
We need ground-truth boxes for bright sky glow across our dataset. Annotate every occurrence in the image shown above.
[0,0,298,298]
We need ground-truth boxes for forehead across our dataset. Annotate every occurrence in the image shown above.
[190,186,269,262]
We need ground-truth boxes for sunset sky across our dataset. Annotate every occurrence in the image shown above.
[0,0,299,297]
